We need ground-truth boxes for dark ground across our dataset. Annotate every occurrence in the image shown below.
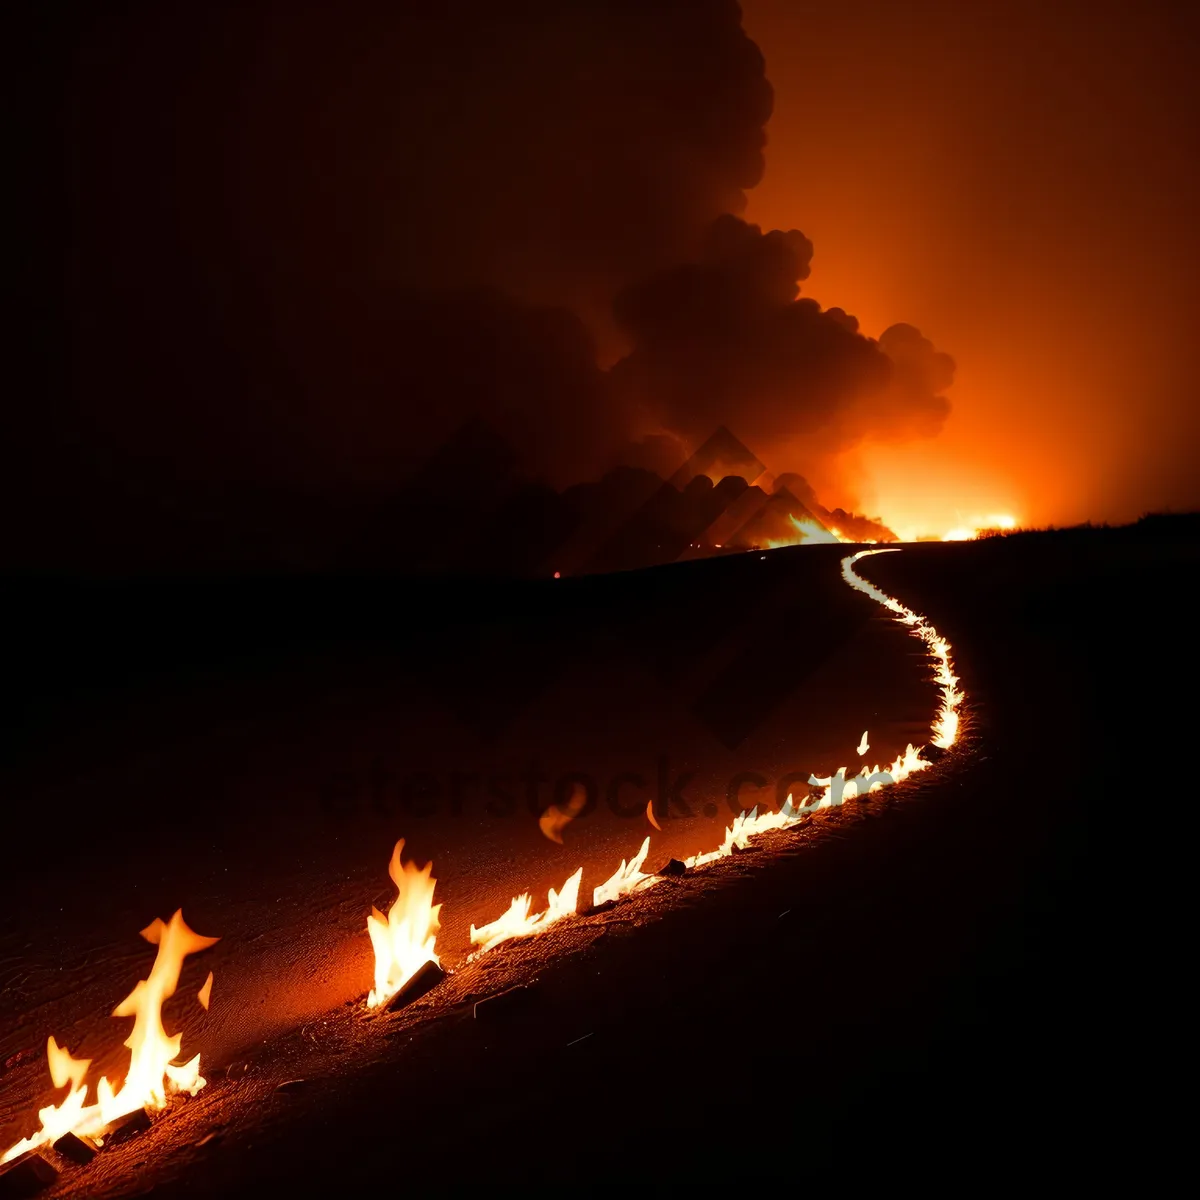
[2,522,1194,1190]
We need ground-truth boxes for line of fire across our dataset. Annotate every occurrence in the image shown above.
[2,549,961,1192]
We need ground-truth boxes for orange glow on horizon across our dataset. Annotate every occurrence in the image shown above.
[738,1,1199,533]
[936,514,1018,542]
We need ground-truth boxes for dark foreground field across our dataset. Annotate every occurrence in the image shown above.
[2,522,1193,1191]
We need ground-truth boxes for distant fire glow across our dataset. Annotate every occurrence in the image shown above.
[763,513,841,549]
[941,513,1018,542]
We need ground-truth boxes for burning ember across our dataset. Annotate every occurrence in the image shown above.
[469,867,583,954]
[366,840,442,1009]
[1,911,218,1166]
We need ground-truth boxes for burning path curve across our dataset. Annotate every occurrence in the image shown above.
[1,547,965,1192]
[360,547,966,1003]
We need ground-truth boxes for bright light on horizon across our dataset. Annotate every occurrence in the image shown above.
[938,512,1020,541]
[884,512,1022,542]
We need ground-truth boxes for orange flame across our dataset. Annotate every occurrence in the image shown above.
[592,836,659,906]
[47,1038,90,1094]
[469,867,583,954]
[763,514,841,549]
[537,782,588,844]
[942,513,1017,541]
[1,911,217,1165]
[366,840,442,1009]
[111,914,219,1109]
[684,801,808,868]
[676,743,937,872]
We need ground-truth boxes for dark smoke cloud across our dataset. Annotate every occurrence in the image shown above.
[11,0,948,570]
[219,1,773,319]
[861,325,955,440]
[608,215,953,463]
[11,0,773,565]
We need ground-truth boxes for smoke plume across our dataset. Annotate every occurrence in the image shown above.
[12,0,951,569]
[609,215,952,465]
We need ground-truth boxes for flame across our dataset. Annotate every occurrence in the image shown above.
[46,1038,91,1094]
[1,911,217,1165]
[856,729,870,756]
[676,745,936,873]
[680,741,931,870]
[112,914,218,1109]
[538,782,588,844]
[763,514,841,549]
[366,840,442,1009]
[592,836,659,906]
[683,800,808,868]
[792,515,840,542]
[1,1042,94,1164]
[806,743,932,809]
[469,867,583,954]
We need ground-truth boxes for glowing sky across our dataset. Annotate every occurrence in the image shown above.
[741,0,1200,539]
